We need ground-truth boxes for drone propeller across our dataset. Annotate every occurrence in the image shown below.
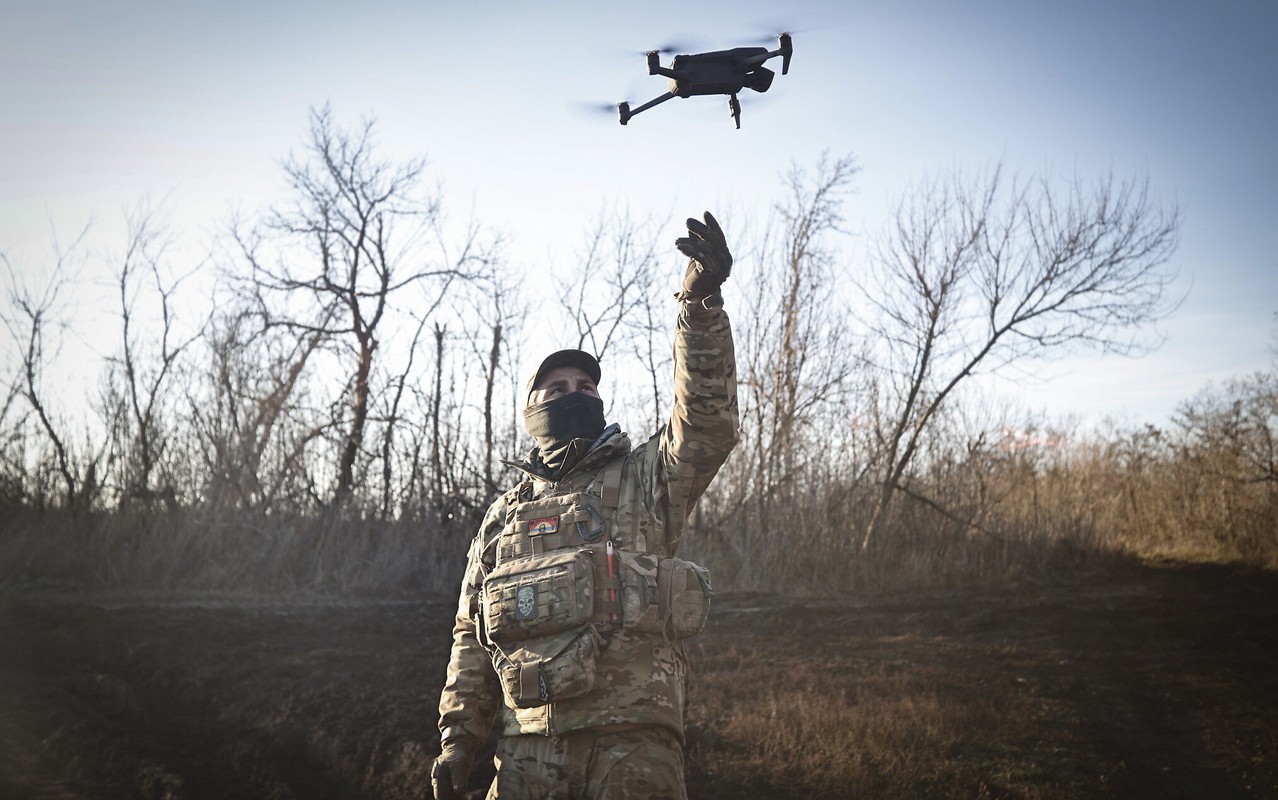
[578,101,627,114]
[632,33,711,56]
[743,10,821,40]
[737,30,795,74]
[650,42,687,55]
[742,28,793,45]
[568,99,635,125]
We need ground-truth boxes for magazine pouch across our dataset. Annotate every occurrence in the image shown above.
[493,626,602,709]
[617,552,714,639]
[483,548,596,643]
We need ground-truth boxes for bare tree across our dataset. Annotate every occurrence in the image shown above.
[558,206,664,359]
[751,155,863,486]
[189,303,329,511]
[859,165,1180,549]
[378,310,430,519]
[234,105,473,505]
[108,203,201,507]
[1173,372,1278,544]
[623,227,681,434]
[0,372,27,505]
[425,322,470,520]
[722,154,866,582]
[0,227,97,508]
[462,252,525,499]
[556,205,671,430]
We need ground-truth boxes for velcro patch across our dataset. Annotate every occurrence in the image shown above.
[515,585,538,621]
[527,516,560,536]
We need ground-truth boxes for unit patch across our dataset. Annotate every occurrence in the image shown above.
[515,584,538,621]
[527,516,560,536]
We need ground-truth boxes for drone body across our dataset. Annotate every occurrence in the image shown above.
[619,33,793,129]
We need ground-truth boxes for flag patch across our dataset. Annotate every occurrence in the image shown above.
[528,516,560,536]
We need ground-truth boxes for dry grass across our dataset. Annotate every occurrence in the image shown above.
[0,505,474,594]
[683,639,1049,799]
[5,560,1274,798]
[677,564,1278,799]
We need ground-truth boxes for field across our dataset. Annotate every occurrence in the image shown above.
[3,559,1275,799]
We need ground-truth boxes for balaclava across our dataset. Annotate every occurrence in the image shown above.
[522,349,606,474]
[524,392,606,448]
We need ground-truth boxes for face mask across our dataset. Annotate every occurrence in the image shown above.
[523,392,606,452]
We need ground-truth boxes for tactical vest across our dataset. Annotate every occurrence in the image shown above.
[479,453,713,709]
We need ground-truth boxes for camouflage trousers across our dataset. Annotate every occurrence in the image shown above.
[485,726,687,800]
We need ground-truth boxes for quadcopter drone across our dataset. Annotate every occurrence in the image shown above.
[618,33,793,129]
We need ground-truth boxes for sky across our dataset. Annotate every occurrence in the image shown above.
[2,0,1276,430]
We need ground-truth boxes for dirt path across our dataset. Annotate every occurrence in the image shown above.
[2,562,1275,799]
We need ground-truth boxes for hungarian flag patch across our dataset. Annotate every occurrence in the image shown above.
[527,516,560,536]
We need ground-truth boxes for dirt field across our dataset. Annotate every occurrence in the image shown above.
[2,560,1275,799]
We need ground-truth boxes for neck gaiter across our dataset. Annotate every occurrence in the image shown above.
[523,392,606,471]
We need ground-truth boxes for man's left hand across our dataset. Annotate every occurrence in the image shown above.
[676,211,732,301]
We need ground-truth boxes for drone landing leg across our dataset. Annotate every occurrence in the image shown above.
[729,93,741,129]
[620,91,676,125]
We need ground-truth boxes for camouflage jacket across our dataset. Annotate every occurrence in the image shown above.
[437,299,738,744]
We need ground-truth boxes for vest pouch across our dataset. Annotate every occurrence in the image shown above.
[498,492,610,564]
[616,552,713,639]
[616,551,661,631]
[494,627,601,709]
[483,549,596,644]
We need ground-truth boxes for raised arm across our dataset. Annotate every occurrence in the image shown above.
[653,212,741,548]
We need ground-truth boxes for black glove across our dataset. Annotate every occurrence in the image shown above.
[675,211,732,302]
[431,737,477,800]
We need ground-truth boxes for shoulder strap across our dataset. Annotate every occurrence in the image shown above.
[505,479,534,524]
[601,455,624,511]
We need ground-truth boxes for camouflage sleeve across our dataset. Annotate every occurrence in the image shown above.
[436,497,505,744]
[652,297,739,548]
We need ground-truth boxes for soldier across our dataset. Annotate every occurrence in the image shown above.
[432,212,739,800]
